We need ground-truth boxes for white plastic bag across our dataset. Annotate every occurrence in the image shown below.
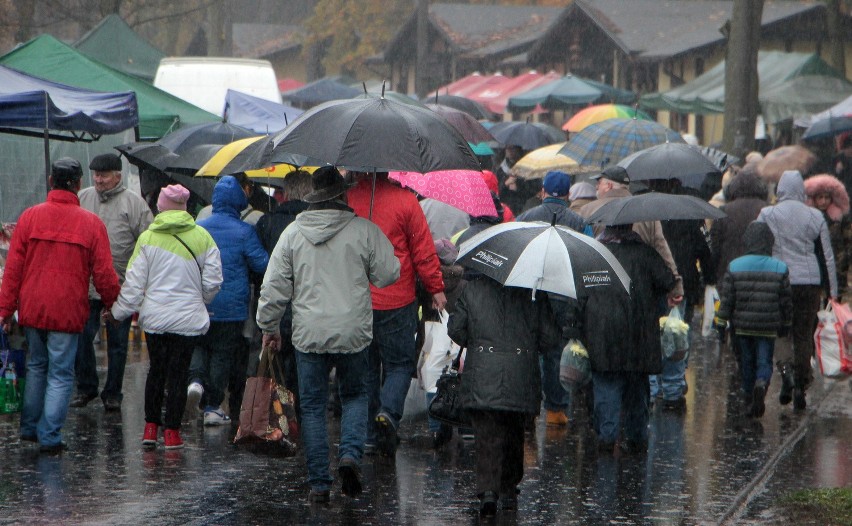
[661,307,690,361]
[814,302,850,377]
[701,285,720,337]
[417,310,461,393]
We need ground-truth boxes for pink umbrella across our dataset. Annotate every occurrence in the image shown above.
[389,170,497,217]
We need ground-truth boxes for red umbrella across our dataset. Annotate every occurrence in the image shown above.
[389,170,497,217]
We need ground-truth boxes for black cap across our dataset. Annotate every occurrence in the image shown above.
[51,157,83,182]
[89,153,122,172]
[592,165,630,185]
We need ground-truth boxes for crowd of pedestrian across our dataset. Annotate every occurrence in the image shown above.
[0,136,848,517]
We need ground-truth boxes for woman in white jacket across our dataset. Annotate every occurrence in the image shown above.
[110,185,222,450]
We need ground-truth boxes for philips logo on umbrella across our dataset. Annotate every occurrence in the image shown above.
[582,271,612,287]
[474,250,507,268]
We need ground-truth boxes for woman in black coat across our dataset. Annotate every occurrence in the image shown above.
[448,277,559,516]
[579,225,676,453]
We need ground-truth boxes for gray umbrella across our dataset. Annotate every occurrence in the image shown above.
[585,192,726,226]
[617,142,721,189]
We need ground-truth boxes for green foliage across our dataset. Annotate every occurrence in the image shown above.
[778,487,852,526]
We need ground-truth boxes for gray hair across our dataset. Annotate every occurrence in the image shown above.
[283,170,313,201]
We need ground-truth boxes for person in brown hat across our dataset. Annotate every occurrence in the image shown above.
[71,153,153,412]
[257,166,400,502]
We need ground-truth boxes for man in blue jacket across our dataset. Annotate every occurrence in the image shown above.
[189,175,269,425]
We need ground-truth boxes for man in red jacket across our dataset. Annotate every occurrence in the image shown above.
[0,158,119,454]
[348,172,446,457]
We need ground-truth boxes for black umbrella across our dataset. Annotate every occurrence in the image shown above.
[490,121,563,151]
[617,142,721,189]
[246,97,481,173]
[802,114,852,142]
[427,94,498,121]
[425,103,495,144]
[455,221,631,299]
[696,145,739,172]
[585,192,726,226]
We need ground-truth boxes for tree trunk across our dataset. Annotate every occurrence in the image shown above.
[722,0,764,159]
[414,0,429,98]
[825,0,846,76]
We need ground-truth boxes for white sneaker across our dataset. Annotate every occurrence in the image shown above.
[203,408,231,426]
[184,382,203,421]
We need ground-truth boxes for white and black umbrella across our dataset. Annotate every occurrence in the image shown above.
[456,221,631,299]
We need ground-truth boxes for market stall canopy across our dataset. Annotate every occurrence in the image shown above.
[508,75,635,112]
[641,51,852,123]
[0,64,138,136]
[223,89,303,134]
[73,14,165,82]
[466,71,561,114]
[0,34,219,139]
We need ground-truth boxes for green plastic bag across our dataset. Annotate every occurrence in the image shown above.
[0,376,24,414]
[660,307,690,361]
[559,339,591,389]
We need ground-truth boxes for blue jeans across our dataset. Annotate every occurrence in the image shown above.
[541,343,570,411]
[737,336,775,394]
[21,329,79,446]
[188,321,243,410]
[75,299,132,401]
[592,371,649,444]
[366,302,417,440]
[296,350,368,492]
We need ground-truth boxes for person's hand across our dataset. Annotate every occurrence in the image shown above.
[102,310,120,326]
[432,292,447,312]
[504,175,518,191]
[667,294,684,307]
[262,332,282,354]
[0,316,10,334]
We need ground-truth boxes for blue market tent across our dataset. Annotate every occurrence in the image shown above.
[223,89,303,134]
[0,64,138,135]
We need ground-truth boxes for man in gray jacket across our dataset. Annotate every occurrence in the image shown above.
[257,166,400,503]
[757,169,837,411]
[71,153,153,411]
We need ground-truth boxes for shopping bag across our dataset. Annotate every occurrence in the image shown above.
[829,299,852,353]
[660,307,690,361]
[701,285,720,337]
[814,302,852,377]
[234,346,299,456]
[0,350,24,414]
[417,310,461,394]
[559,339,591,390]
[428,355,470,427]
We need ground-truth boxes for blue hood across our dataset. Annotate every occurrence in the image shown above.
[211,175,248,217]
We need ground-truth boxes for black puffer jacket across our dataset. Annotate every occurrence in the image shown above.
[715,222,793,337]
[710,171,768,283]
[448,278,559,414]
[255,200,309,253]
[579,230,676,374]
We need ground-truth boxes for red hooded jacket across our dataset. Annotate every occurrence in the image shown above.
[0,190,119,333]
[348,176,444,310]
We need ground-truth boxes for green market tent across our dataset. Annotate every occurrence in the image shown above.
[74,14,165,82]
[0,34,218,139]
[641,51,852,124]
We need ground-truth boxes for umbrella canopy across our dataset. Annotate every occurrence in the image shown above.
[585,193,726,226]
[508,75,636,112]
[224,89,303,134]
[195,136,318,180]
[467,71,562,114]
[426,94,497,121]
[117,121,256,172]
[563,104,652,133]
[354,90,427,108]
[696,145,740,172]
[425,103,495,144]
[247,97,481,173]
[510,143,579,180]
[389,170,496,217]
[455,222,631,299]
[490,121,564,150]
[617,142,721,189]
[802,115,852,141]
[282,76,360,108]
[756,145,817,182]
[559,118,685,169]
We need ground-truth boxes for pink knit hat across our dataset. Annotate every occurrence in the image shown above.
[157,184,190,212]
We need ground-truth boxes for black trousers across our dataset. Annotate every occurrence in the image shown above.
[789,285,822,389]
[470,410,526,496]
[145,332,197,429]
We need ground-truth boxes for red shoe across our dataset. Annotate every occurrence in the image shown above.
[163,428,184,450]
[142,423,158,448]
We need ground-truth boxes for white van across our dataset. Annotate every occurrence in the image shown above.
[154,57,282,116]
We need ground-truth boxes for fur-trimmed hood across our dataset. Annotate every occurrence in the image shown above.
[804,173,850,221]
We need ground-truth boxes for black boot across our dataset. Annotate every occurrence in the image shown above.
[793,387,807,412]
[778,365,794,405]
[479,491,498,517]
[751,380,767,418]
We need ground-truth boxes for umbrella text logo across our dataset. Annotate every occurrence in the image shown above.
[582,271,611,287]
[474,250,507,269]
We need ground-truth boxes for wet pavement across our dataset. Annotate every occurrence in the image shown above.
[1,331,850,525]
